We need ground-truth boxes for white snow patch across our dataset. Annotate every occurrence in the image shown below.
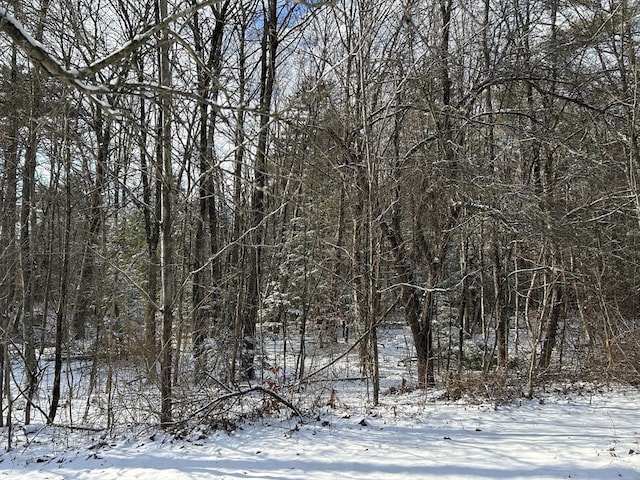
[2,388,639,479]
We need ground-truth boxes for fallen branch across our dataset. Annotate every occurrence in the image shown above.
[51,423,105,432]
[188,385,303,423]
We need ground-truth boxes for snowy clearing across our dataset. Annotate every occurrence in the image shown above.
[2,387,639,479]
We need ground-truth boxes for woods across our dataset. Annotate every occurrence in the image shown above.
[1,0,639,430]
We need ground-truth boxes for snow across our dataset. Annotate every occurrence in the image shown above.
[0,7,47,51]
[2,387,638,479]
[0,6,111,100]
[1,323,639,479]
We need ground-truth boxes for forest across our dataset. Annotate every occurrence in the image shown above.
[1,0,639,433]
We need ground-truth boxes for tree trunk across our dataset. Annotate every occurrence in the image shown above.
[539,283,560,371]
[0,44,20,428]
[191,3,228,383]
[381,221,434,388]
[138,92,160,377]
[19,0,51,425]
[48,100,72,424]
[244,0,277,381]
[493,234,508,368]
[21,92,39,426]
[72,109,109,341]
[158,0,174,427]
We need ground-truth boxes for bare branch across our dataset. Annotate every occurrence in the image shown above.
[79,0,225,78]
[0,1,226,94]
[0,7,108,94]
[288,0,336,7]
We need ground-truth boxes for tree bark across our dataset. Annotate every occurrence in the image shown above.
[244,0,277,380]
[191,2,228,383]
[157,0,174,428]
[20,90,38,426]
[381,221,434,388]
[72,108,109,340]
[48,98,72,424]
[137,87,161,377]
[0,44,20,428]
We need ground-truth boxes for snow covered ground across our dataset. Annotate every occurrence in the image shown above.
[2,386,639,479]
[1,323,639,479]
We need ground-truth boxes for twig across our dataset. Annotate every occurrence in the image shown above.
[51,423,105,432]
[183,385,303,427]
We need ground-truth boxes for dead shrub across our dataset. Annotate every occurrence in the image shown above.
[444,371,524,404]
[585,330,640,385]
